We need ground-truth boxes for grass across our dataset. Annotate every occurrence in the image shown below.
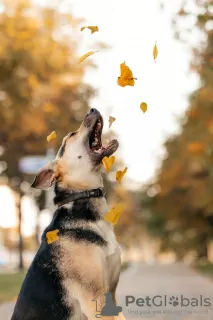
[0,263,129,304]
[0,271,26,303]
[121,262,130,272]
[194,261,213,279]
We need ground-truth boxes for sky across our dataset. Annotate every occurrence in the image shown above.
[0,185,50,237]
[69,0,198,186]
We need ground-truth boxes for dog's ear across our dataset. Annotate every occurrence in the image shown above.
[31,161,56,190]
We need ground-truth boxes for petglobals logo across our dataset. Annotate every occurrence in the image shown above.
[125,295,211,308]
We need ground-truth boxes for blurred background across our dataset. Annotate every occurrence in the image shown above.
[0,0,213,318]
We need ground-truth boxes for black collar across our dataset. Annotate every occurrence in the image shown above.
[55,187,106,208]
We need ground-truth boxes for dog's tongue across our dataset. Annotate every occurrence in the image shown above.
[102,139,119,157]
[93,146,105,154]
[93,140,118,157]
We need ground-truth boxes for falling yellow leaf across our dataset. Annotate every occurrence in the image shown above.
[47,131,57,142]
[78,51,98,64]
[102,156,115,173]
[46,229,59,244]
[153,42,158,61]
[140,102,148,113]
[104,203,124,224]
[116,167,128,183]
[117,61,136,87]
[81,25,99,34]
[109,116,116,128]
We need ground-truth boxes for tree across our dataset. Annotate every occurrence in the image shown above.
[0,0,96,181]
[140,0,213,260]
[0,0,99,269]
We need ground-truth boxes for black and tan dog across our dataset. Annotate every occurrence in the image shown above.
[11,108,126,320]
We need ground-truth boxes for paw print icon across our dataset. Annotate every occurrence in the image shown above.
[169,296,179,307]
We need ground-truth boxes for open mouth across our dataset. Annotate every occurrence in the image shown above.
[88,115,119,160]
[89,117,104,153]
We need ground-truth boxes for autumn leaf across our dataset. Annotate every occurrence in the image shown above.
[153,42,158,61]
[81,25,99,34]
[78,51,98,64]
[47,131,57,142]
[140,102,148,113]
[46,229,59,244]
[116,167,128,183]
[104,203,124,224]
[102,156,115,172]
[117,61,136,87]
[109,116,116,128]
[187,142,205,154]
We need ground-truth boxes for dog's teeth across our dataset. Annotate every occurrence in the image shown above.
[92,137,99,147]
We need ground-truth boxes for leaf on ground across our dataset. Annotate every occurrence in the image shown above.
[47,131,57,142]
[81,25,99,34]
[116,167,128,183]
[78,51,98,64]
[102,156,115,172]
[104,203,124,224]
[46,229,59,244]
[109,116,116,128]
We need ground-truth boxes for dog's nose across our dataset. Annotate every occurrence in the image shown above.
[89,108,100,115]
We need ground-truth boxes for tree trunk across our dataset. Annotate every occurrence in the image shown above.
[35,191,46,247]
[17,193,24,271]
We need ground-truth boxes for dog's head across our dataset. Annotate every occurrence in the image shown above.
[31,108,119,190]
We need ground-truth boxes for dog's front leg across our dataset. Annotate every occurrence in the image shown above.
[78,289,126,320]
[72,285,113,320]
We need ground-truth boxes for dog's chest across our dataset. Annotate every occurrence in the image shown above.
[95,220,120,257]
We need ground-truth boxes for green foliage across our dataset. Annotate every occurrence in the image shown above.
[195,261,213,279]
[146,213,165,237]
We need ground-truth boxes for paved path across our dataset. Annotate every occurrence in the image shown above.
[0,302,14,320]
[116,262,213,319]
[1,262,213,319]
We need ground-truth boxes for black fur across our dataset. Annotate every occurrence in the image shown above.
[11,238,71,320]
[58,142,66,158]
[58,132,76,158]
[61,228,107,246]
[54,183,102,222]
[11,185,106,320]
[54,183,70,204]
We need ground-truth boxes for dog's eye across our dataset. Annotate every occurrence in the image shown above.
[78,156,82,159]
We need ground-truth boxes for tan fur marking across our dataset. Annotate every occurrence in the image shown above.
[57,236,112,320]
[64,280,116,320]
[57,237,108,294]
[55,158,90,190]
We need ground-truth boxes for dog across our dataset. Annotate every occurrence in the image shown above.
[11,108,126,320]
